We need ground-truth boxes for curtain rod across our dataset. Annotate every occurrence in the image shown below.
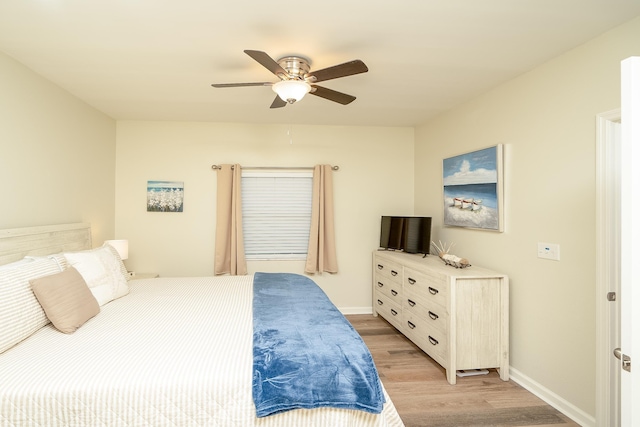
[211,165,339,171]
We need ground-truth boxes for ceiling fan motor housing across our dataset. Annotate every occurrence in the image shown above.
[277,56,311,80]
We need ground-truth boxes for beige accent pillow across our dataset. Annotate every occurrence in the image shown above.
[30,267,100,334]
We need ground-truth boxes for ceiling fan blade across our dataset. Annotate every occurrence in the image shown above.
[306,60,368,83]
[310,85,356,105]
[270,96,287,109]
[211,82,272,88]
[244,50,288,79]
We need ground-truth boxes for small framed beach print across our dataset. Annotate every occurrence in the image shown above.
[147,181,184,212]
[442,145,504,231]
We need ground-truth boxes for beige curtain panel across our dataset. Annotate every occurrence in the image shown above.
[214,164,247,275]
[305,164,339,274]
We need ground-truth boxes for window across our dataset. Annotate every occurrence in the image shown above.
[241,171,313,260]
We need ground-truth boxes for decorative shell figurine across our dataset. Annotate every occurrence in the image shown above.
[431,241,471,269]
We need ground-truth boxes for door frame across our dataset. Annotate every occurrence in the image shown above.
[595,108,621,427]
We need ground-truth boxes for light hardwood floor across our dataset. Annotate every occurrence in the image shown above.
[346,314,581,427]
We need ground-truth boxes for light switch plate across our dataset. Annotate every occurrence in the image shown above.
[538,242,560,260]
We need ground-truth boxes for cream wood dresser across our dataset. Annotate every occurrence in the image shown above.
[372,250,509,384]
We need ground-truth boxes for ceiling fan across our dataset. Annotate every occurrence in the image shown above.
[211,50,368,108]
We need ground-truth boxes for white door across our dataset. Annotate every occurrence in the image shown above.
[619,56,640,426]
[596,109,621,426]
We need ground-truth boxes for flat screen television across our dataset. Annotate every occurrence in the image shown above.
[379,216,432,256]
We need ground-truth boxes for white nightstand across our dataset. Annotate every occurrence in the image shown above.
[129,273,159,280]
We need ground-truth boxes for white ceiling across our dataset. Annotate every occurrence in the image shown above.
[1,1,639,127]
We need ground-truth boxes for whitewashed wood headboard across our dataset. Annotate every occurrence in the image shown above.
[0,223,92,266]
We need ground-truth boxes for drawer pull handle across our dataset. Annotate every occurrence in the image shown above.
[428,311,439,320]
[377,282,384,288]
[408,277,416,285]
[377,299,383,305]
[407,321,416,329]
[391,309,398,316]
[391,289,398,296]
[407,299,416,307]
[428,286,439,295]
[377,264,383,270]
[391,270,398,276]
[428,336,439,346]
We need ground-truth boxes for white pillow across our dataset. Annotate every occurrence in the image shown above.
[0,257,34,271]
[64,246,129,306]
[25,253,69,271]
[102,242,130,281]
[0,257,65,353]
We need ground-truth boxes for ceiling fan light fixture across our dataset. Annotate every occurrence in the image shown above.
[272,80,311,104]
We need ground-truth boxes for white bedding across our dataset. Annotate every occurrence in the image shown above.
[0,275,404,426]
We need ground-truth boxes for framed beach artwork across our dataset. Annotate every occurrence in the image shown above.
[442,145,504,231]
[147,181,184,212]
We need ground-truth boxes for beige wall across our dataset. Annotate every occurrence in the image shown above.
[0,51,116,244]
[414,16,640,420]
[114,121,414,310]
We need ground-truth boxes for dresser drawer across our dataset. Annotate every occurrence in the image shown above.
[404,266,448,308]
[403,312,448,365]
[402,294,447,334]
[374,292,402,329]
[374,273,403,304]
[374,256,403,284]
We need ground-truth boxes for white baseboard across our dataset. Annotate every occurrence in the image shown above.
[509,367,595,427]
[339,307,373,315]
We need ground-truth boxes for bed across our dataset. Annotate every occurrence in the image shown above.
[0,223,404,426]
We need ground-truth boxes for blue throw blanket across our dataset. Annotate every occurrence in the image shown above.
[252,272,385,417]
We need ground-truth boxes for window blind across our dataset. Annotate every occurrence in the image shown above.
[241,171,313,260]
